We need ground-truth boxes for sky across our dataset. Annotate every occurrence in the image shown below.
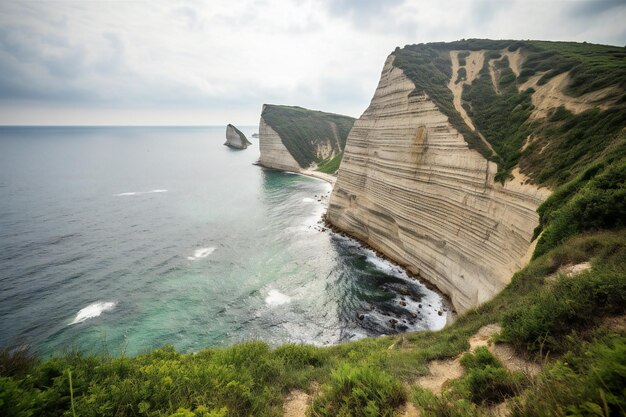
[0,0,624,126]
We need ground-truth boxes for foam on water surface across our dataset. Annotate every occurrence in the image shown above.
[70,301,116,325]
[187,247,216,261]
[265,289,291,306]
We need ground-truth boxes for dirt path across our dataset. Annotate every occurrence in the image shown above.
[448,50,497,156]
[416,323,541,396]
[283,390,311,417]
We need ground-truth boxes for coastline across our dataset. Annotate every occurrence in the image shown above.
[255,160,456,327]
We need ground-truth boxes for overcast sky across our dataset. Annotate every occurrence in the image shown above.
[0,0,624,126]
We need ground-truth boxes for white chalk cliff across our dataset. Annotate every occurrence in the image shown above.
[327,55,551,313]
[258,115,301,172]
[224,124,252,149]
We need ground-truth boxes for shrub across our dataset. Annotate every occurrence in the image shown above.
[500,269,626,352]
[512,336,626,416]
[0,346,37,377]
[458,348,522,405]
[309,364,406,417]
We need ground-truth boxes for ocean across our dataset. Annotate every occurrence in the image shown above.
[0,126,446,356]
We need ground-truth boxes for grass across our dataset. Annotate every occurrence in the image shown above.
[261,105,355,169]
[316,152,343,174]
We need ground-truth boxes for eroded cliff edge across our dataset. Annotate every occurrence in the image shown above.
[327,54,551,313]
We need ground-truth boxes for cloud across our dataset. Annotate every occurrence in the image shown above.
[568,0,626,17]
[0,0,624,125]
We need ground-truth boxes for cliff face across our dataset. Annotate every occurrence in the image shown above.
[258,115,301,172]
[224,124,252,149]
[327,55,551,313]
[258,104,355,173]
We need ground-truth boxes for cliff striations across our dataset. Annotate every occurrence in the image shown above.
[224,124,252,149]
[327,54,551,313]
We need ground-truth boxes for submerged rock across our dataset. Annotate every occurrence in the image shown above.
[224,124,252,149]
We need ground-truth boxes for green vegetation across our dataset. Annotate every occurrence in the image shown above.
[261,105,355,170]
[532,152,626,257]
[412,347,523,416]
[309,364,406,416]
[316,152,343,174]
[393,39,626,183]
[510,335,626,416]
[519,41,626,97]
[462,56,535,180]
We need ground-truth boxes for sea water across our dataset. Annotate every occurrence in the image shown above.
[0,126,446,356]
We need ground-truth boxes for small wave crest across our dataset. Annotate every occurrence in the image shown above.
[69,301,116,325]
[302,197,315,203]
[187,247,216,261]
[265,289,291,306]
[114,189,168,197]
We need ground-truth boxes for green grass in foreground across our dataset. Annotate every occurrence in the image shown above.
[2,229,625,417]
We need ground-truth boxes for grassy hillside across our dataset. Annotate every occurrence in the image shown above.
[393,39,626,185]
[261,105,355,171]
[2,41,625,416]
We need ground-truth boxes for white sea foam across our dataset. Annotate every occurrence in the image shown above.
[366,255,399,275]
[187,247,216,261]
[265,289,291,306]
[70,301,116,325]
[302,197,315,203]
[114,189,168,197]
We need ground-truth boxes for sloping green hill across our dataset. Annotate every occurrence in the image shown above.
[261,104,355,171]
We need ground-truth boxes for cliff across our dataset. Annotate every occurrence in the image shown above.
[328,40,625,313]
[258,104,355,174]
[224,124,251,149]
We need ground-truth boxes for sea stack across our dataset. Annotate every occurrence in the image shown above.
[224,124,252,149]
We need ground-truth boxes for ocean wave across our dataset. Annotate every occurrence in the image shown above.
[114,189,168,197]
[302,197,315,203]
[69,301,116,325]
[187,247,216,261]
[265,289,291,306]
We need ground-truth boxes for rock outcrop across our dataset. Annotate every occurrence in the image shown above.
[258,104,355,174]
[327,55,551,313]
[224,124,252,149]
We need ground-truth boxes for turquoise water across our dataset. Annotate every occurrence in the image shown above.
[0,126,446,356]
